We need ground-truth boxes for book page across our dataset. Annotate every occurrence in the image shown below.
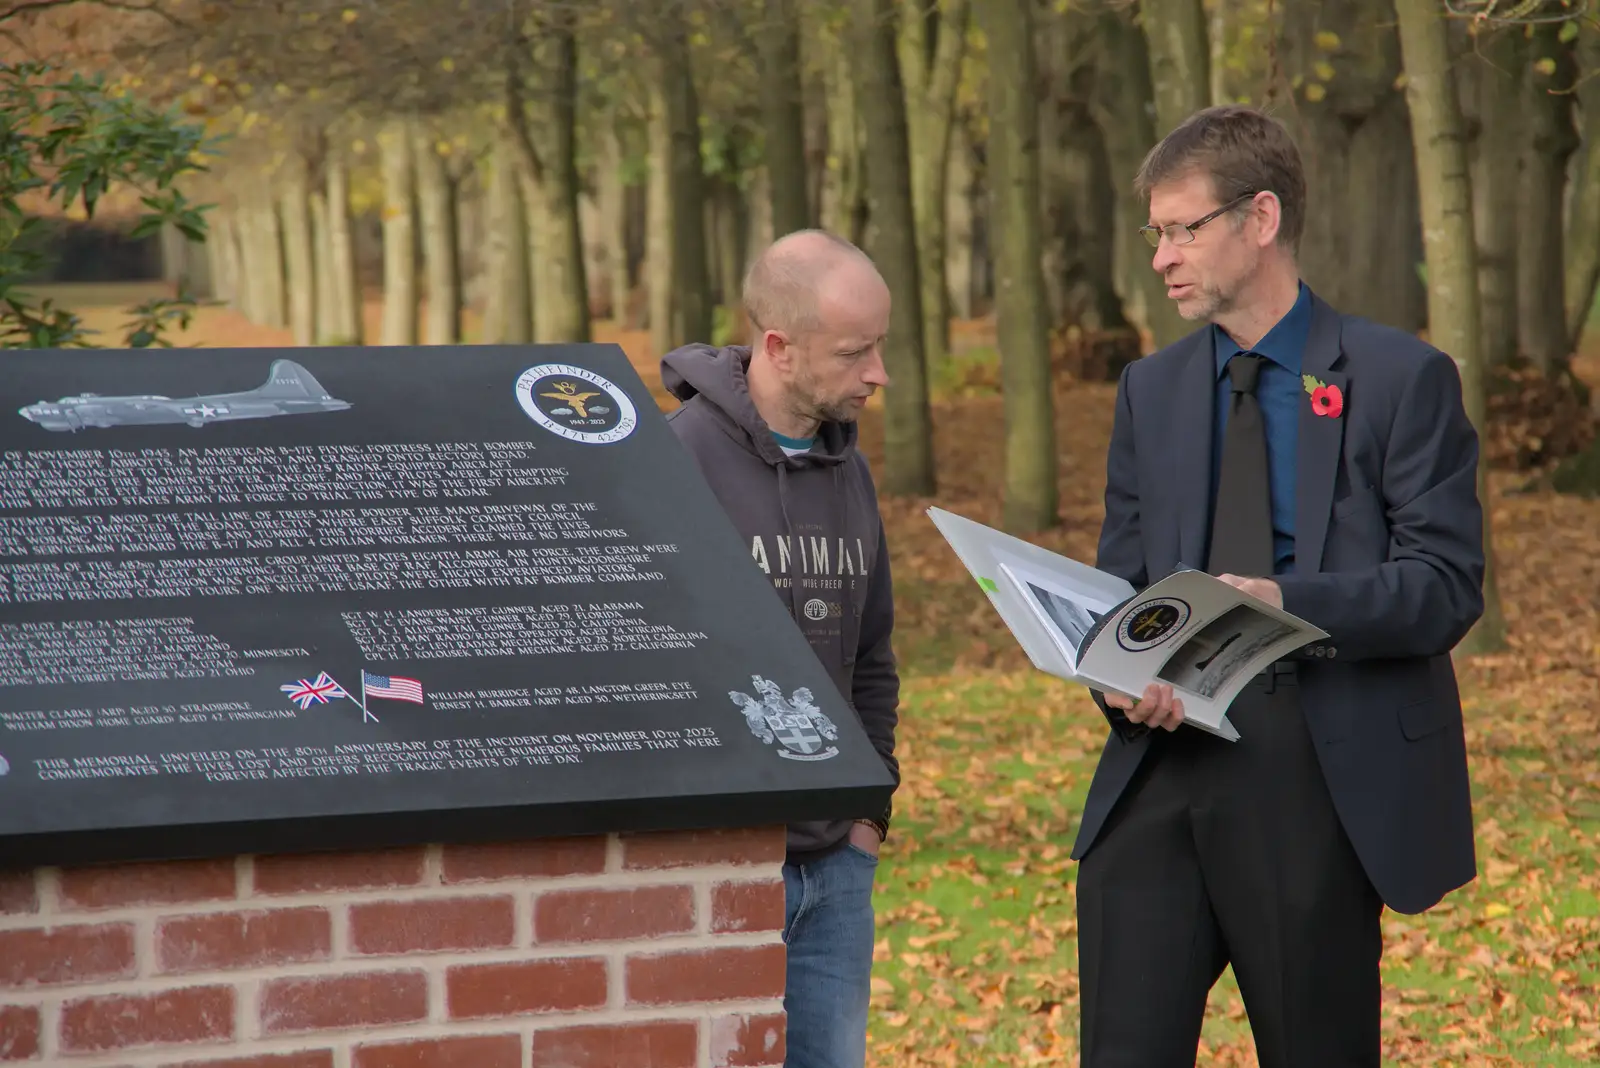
[924,506,1134,684]
[1075,569,1326,738]
[998,560,1117,672]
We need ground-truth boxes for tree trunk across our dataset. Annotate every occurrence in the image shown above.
[851,0,936,497]
[623,176,648,329]
[379,116,418,346]
[757,0,810,237]
[413,128,462,345]
[1565,26,1600,352]
[1516,24,1579,373]
[898,0,970,375]
[1037,7,1132,338]
[279,149,317,347]
[1346,103,1428,331]
[158,221,185,287]
[747,165,774,257]
[1092,5,1191,350]
[159,222,210,297]
[519,172,541,339]
[325,152,363,344]
[801,41,831,228]
[657,16,713,349]
[1140,0,1210,136]
[239,203,265,324]
[481,142,531,344]
[712,178,748,324]
[208,207,238,307]
[243,180,286,328]
[1208,1,1229,106]
[1458,24,1524,370]
[232,205,260,321]
[1393,0,1504,654]
[309,190,334,343]
[821,41,868,245]
[598,117,633,323]
[981,0,1056,530]
[647,87,675,355]
[1277,0,1426,331]
[705,191,724,309]
[506,15,590,344]
[946,123,976,320]
[257,189,286,328]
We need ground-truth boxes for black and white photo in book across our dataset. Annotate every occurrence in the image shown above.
[1154,603,1298,699]
[1021,579,1104,657]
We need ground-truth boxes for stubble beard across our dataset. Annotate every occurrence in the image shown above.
[789,365,858,427]
[1175,280,1230,323]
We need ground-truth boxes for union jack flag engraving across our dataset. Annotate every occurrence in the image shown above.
[280,672,350,710]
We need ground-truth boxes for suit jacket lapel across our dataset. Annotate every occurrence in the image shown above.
[1295,294,1347,575]
[1173,332,1216,571]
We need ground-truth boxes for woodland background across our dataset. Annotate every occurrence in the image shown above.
[2,0,1598,1063]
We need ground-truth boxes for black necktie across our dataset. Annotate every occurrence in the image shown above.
[1207,354,1274,577]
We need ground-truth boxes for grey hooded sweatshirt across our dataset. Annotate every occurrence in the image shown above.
[661,343,900,858]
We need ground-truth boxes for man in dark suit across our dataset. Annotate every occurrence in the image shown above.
[1072,105,1485,1068]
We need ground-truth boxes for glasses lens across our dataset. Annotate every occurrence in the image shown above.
[1141,227,1161,248]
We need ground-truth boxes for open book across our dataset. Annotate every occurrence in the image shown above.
[926,506,1329,741]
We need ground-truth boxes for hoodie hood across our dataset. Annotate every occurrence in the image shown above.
[661,343,857,467]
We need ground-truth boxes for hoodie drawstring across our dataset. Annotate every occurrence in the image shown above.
[776,463,802,624]
[835,466,860,675]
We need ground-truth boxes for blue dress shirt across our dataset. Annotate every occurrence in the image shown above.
[1211,282,1311,575]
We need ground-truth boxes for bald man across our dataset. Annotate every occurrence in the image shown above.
[662,229,900,1068]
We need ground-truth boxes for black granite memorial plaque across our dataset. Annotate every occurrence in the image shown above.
[0,345,896,867]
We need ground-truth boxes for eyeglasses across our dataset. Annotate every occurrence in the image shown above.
[1139,192,1260,248]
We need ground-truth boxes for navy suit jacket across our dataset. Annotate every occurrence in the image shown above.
[1071,290,1485,916]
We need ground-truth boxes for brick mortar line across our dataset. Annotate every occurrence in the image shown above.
[36,868,61,916]
[330,890,352,959]
[698,1007,714,1068]
[0,928,784,1001]
[0,866,784,929]
[239,975,262,1044]
[426,952,446,1024]
[512,885,533,976]
[134,912,156,980]
[21,998,788,1067]
[695,881,713,937]
[38,995,60,1063]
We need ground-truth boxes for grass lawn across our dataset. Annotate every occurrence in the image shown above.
[864,669,1600,1066]
[22,282,1600,1067]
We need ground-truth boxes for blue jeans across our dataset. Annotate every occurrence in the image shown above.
[781,840,879,1068]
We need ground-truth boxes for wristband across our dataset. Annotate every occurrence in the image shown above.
[854,818,887,843]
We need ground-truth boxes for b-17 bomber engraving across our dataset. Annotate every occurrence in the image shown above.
[18,359,350,431]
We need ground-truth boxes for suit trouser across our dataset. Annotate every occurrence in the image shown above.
[1076,667,1384,1068]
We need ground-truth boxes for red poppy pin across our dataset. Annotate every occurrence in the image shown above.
[1302,374,1343,418]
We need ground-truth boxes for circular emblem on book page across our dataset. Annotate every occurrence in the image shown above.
[515,364,638,445]
[1116,597,1191,652]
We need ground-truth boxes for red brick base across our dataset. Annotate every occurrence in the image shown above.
[0,828,787,1067]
